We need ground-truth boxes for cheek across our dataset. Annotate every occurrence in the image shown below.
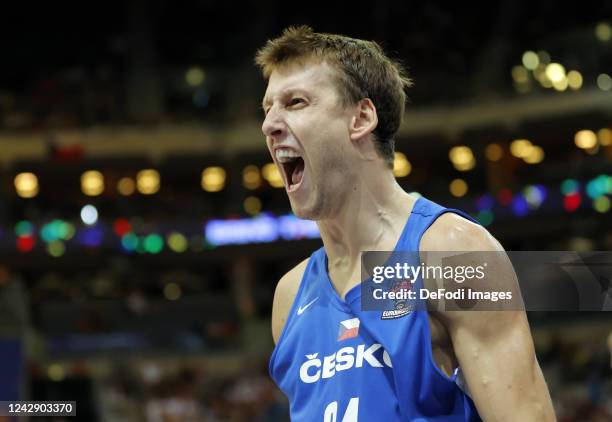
[312,141,349,177]
[293,111,351,168]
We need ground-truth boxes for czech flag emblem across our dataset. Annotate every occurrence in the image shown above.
[337,318,360,341]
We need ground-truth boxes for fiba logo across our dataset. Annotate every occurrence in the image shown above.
[381,279,413,320]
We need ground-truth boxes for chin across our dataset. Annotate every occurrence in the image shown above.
[290,207,316,221]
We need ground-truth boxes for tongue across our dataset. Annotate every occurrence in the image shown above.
[291,159,304,185]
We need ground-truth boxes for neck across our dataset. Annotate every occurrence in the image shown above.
[316,163,417,295]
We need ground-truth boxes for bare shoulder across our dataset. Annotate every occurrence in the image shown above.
[271,257,310,344]
[420,211,521,325]
[420,212,503,252]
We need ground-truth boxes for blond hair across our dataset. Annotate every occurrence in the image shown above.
[255,26,412,168]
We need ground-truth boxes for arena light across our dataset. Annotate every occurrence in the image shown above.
[593,196,611,213]
[47,240,66,258]
[523,146,544,164]
[244,196,262,215]
[113,218,131,236]
[602,174,611,190]
[586,175,610,199]
[448,146,475,171]
[545,63,565,83]
[40,222,56,243]
[205,214,320,246]
[511,195,529,217]
[449,179,468,197]
[167,232,188,253]
[595,22,612,42]
[449,146,472,164]
[117,177,136,196]
[78,227,104,248]
[186,67,205,87]
[598,128,612,146]
[534,64,552,88]
[475,194,494,211]
[47,364,66,382]
[206,215,278,245]
[81,170,104,196]
[243,165,262,190]
[596,73,612,91]
[16,235,35,253]
[136,169,160,195]
[80,205,99,226]
[567,71,583,90]
[511,66,529,83]
[485,143,503,162]
[278,215,321,240]
[144,234,164,254]
[14,172,39,198]
[62,222,76,240]
[521,51,539,70]
[121,233,139,252]
[574,130,597,149]
[476,210,494,227]
[261,163,284,188]
[560,179,580,195]
[453,160,476,172]
[563,192,582,212]
[201,167,226,192]
[164,283,182,301]
[510,139,532,158]
[393,152,412,177]
[523,185,547,209]
[41,220,73,242]
[15,220,34,237]
[552,76,568,92]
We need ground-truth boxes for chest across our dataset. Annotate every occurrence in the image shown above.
[270,294,462,421]
[277,300,394,388]
[325,269,456,370]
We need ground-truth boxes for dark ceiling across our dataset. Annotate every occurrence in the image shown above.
[0,0,608,133]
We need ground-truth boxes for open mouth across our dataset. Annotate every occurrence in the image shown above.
[282,157,304,191]
[276,150,305,191]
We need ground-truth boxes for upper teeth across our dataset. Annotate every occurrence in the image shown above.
[275,149,300,163]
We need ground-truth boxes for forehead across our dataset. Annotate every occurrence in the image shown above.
[262,61,340,105]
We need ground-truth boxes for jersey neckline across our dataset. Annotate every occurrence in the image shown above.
[320,195,425,311]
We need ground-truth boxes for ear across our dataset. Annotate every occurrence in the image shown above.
[349,98,378,142]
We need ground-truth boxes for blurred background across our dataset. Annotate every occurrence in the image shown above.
[0,0,611,421]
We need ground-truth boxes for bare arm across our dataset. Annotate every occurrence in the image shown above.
[271,258,310,344]
[421,214,556,422]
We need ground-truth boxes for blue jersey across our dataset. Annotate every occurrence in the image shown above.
[269,196,482,421]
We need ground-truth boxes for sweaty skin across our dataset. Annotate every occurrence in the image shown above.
[264,60,556,422]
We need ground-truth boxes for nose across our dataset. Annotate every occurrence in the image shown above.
[261,106,286,139]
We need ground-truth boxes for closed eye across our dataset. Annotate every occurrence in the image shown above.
[262,97,305,115]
